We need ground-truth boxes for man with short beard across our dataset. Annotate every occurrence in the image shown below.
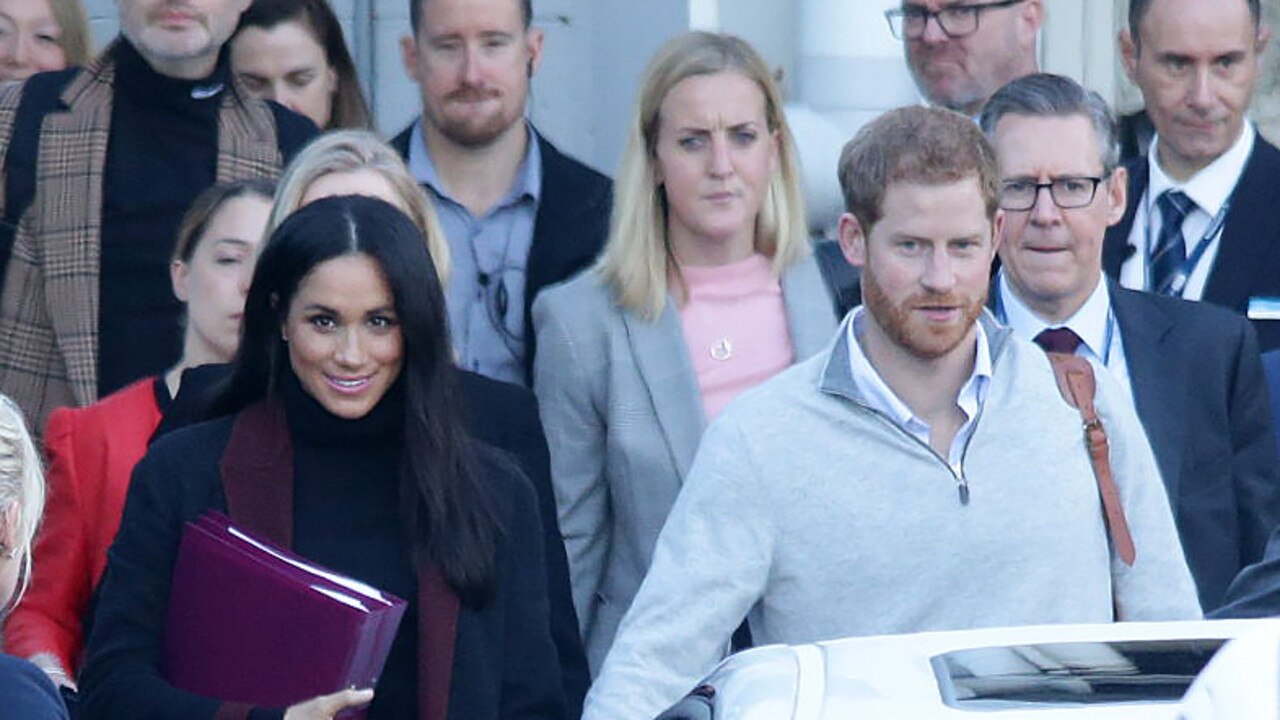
[887,0,1042,118]
[581,106,1200,720]
[0,0,315,437]
[392,0,611,387]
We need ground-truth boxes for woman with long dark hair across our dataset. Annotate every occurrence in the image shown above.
[230,0,370,130]
[80,196,562,719]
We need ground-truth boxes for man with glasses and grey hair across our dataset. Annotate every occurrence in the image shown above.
[886,0,1043,118]
[982,72,1280,614]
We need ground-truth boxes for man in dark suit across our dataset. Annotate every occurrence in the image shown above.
[391,0,610,386]
[983,73,1280,611]
[1102,0,1280,350]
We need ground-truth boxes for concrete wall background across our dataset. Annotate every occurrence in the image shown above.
[78,1,1280,173]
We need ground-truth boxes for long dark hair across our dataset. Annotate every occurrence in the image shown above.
[235,0,372,130]
[214,195,500,605]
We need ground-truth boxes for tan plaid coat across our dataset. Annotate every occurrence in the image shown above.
[0,41,285,435]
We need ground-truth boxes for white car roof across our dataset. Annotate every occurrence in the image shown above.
[701,619,1280,720]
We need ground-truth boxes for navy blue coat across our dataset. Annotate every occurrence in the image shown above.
[1107,284,1280,610]
[0,654,69,719]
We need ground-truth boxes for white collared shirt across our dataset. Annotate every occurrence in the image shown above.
[1120,122,1255,300]
[845,307,992,474]
[997,272,1134,404]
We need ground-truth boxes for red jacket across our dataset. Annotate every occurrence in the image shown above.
[3,378,162,672]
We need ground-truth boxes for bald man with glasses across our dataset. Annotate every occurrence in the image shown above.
[887,0,1044,118]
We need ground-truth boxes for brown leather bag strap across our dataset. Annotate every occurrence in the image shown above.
[1046,353,1136,566]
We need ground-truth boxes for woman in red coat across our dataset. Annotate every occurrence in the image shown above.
[2,179,276,689]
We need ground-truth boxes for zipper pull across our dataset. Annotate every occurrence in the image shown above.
[957,479,970,506]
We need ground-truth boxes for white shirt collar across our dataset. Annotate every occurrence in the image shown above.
[845,306,993,431]
[1147,120,1255,217]
[997,271,1112,362]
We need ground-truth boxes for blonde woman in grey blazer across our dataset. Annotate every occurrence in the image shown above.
[532,32,837,673]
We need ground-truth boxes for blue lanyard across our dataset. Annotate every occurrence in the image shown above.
[1145,193,1232,296]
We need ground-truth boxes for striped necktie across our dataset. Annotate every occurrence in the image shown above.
[1151,189,1196,296]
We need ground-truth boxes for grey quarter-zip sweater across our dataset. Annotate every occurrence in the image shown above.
[582,312,1201,720]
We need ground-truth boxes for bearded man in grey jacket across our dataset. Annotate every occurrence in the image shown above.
[581,105,1201,720]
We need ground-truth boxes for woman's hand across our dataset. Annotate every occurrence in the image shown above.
[283,688,374,719]
[27,652,76,691]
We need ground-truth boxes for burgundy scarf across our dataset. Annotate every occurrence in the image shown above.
[214,399,459,720]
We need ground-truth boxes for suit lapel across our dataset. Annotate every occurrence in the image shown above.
[525,134,594,308]
[1202,139,1280,312]
[1103,158,1146,279]
[36,59,278,407]
[1111,285,1183,499]
[215,81,284,183]
[622,301,706,481]
[782,257,838,358]
[40,59,113,406]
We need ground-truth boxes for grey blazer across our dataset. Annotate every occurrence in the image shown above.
[532,255,836,671]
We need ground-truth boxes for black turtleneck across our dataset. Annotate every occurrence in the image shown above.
[281,371,418,719]
[97,40,225,397]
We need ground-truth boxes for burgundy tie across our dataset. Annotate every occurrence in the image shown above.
[1034,327,1083,354]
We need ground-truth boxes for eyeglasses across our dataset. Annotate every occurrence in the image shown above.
[999,175,1110,212]
[885,0,1026,41]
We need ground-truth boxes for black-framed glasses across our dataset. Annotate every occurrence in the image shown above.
[885,0,1026,41]
[999,175,1110,211]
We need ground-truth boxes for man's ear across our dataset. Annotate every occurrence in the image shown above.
[990,209,1005,257]
[1021,0,1045,35]
[1119,29,1139,83]
[400,35,421,83]
[1105,165,1129,226]
[1256,25,1273,58]
[837,212,868,268]
[525,27,546,77]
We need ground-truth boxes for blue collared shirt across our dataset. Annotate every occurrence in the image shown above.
[407,119,543,384]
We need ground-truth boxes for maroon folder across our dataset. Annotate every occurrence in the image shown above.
[162,511,407,718]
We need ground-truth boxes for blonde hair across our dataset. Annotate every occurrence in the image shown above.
[269,130,451,288]
[0,395,44,612]
[50,0,92,66]
[597,31,808,320]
